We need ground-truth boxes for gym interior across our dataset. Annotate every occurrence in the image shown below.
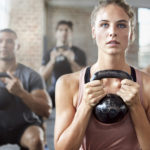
[0,0,150,149]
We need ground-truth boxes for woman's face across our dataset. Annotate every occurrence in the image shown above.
[92,4,132,55]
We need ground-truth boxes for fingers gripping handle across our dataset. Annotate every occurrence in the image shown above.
[91,70,131,124]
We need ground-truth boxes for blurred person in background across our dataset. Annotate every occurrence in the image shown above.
[0,28,52,150]
[40,20,86,108]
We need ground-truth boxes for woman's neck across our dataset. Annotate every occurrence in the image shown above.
[91,53,130,75]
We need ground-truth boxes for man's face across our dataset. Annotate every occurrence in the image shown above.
[55,24,72,45]
[0,32,18,61]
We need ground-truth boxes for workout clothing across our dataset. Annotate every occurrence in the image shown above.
[42,46,86,107]
[42,46,86,66]
[77,67,143,150]
[0,63,45,145]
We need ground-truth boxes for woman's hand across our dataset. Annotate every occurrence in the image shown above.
[117,79,141,107]
[82,80,106,109]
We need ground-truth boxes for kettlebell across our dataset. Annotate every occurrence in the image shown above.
[55,46,69,63]
[91,70,133,124]
[0,73,13,110]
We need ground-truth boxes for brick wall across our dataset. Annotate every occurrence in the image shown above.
[5,1,140,70]
[9,0,45,71]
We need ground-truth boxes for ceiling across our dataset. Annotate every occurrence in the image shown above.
[47,0,150,9]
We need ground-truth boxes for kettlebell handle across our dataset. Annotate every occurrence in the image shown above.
[0,72,11,78]
[91,70,133,81]
[91,70,131,123]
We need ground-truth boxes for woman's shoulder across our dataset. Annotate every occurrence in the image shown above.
[137,69,150,103]
[142,65,150,74]
[55,70,83,108]
[56,71,81,92]
[139,69,150,81]
[134,68,150,85]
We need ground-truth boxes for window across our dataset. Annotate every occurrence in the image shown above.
[138,8,150,68]
[0,0,11,29]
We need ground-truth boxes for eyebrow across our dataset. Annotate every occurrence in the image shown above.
[99,19,128,23]
[117,20,128,23]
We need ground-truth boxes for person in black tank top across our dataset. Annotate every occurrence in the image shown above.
[39,20,86,108]
[54,1,150,150]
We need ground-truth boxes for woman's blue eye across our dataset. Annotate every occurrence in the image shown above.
[117,24,127,28]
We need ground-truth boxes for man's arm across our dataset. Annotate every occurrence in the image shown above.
[39,50,59,81]
[39,61,55,81]
[17,89,52,118]
[4,73,52,118]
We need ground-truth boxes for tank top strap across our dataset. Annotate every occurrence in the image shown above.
[77,67,88,108]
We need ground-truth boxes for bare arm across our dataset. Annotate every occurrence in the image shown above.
[39,50,56,81]
[39,50,61,81]
[54,73,105,150]
[130,73,150,150]
[17,89,52,118]
[4,74,52,118]
[39,61,55,81]
[117,73,150,150]
[130,102,150,150]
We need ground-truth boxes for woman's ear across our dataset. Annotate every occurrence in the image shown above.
[92,26,96,39]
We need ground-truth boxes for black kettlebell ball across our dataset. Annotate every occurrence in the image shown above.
[91,70,133,124]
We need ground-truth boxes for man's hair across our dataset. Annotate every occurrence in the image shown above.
[0,28,17,38]
[56,20,73,31]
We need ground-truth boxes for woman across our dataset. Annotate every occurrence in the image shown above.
[54,0,150,149]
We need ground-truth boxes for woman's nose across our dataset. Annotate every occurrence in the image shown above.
[109,26,117,37]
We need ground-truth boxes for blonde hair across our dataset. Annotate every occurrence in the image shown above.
[91,0,136,42]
